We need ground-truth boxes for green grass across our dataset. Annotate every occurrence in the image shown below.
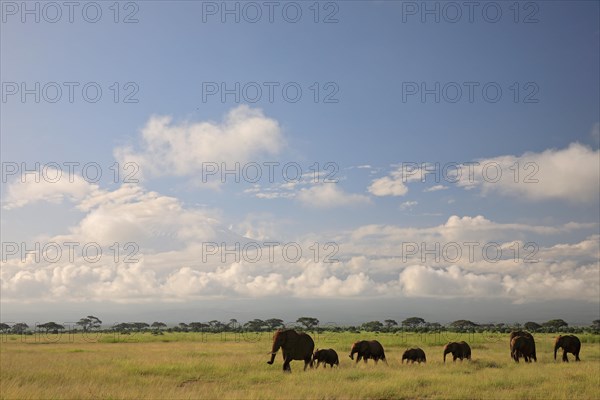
[1,332,599,399]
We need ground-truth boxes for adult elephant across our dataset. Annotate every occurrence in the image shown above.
[511,336,536,363]
[509,331,536,362]
[402,348,426,364]
[443,341,471,363]
[267,329,314,372]
[349,340,387,364]
[554,335,581,362]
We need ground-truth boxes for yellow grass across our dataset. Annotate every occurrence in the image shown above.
[1,332,599,399]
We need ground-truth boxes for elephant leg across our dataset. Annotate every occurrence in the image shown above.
[283,359,291,372]
[575,352,581,361]
[316,361,320,369]
[563,350,569,363]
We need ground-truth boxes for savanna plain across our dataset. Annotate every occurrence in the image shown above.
[1,332,599,400]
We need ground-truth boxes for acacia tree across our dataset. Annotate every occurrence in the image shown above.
[524,321,542,332]
[38,322,65,333]
[208,320,225,332]
[449,320,478,332]
[296,317,319,331]
[265,318,285,330]
[244,319,266,332]
[189,322,209,332]
[542,319,568,332]
[362,321,384,332]
[76,316,102,331]
[227,319,239,331]
[0,323,11,333]
[384,320,398,331]
[11,323,29,334]
[402,317,426,330]
[151,322,167,330]
[177,323,189,332]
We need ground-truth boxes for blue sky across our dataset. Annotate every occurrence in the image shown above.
[1,1,599,325]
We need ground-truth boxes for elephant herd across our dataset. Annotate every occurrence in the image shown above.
[266,329,582,372]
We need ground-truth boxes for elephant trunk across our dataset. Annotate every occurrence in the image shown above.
[554,343,559,361]
[267,340,281,365]
[443,349,448,363]
[349,347,356,360]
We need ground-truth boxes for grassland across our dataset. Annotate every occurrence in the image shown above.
[1,331,599,399]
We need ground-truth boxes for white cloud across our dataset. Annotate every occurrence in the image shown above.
[399,200,418,210]
[368,175,408,197]
[2,169,99,210]
[424,185,448,192]
[114,105,284,181]
[398,265,504,297]
[371,143,599,203]
[457,143,600,203]
[296,184,371,208]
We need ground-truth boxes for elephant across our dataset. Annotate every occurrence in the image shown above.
[312,348,339,368]
[349,340,387,364]
[443,341,471,363]
[511,335,537,363]
[402,348,426,364]
[267,329,314,372]
[509,331,536,362]
[554,335,581,362]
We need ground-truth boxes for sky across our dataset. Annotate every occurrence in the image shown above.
[1,1,599,326]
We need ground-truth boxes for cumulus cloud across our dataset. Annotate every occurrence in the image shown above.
[2,233,597,303]
[2,169,100,209]
[114,105,284,181]
[296,184,371,208]
[399,201,418,210]
[457,143,600,203]
[424,185,448,192]
[398,265,504,297]
[371,143,599,203]
[368,175,408,197]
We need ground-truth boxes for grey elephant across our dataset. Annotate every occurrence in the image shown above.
[312,348,339,368]
[402,348,426,363]
[554,335,581,362]
[267,329,314,372]
[509,331,536,363]
[349,340,387,364]
[443,341,471,362]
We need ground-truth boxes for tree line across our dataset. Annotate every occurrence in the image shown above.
[1,316,599,335]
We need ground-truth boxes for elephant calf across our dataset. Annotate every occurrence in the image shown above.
[349,340,387,364]
[554,335,581,362]
[312,348,339,368]
[443,341,471,363]
[402,348,426,364]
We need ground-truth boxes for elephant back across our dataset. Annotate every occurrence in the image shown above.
[280,330,315,360]
[368,340,385,356]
